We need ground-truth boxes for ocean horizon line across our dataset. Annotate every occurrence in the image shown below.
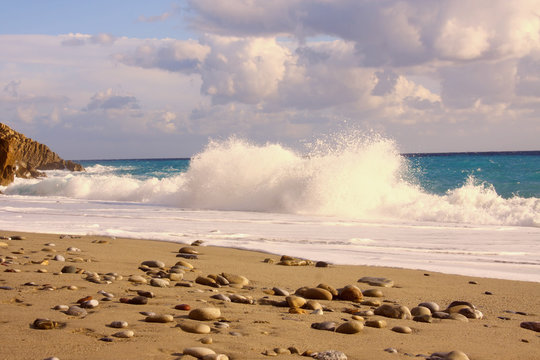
[72,149,540,162]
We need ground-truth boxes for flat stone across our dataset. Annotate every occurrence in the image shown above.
[179,246,199,255]
[141,260,165,268]
[391,325,412,334]
[150,278,170,288]
[365,319,387,328]
[53,255,65,261]
[358,276,394,287]
[196,276,219,287]
[202,355,229,360]
[311,321,336,331]
[414,314,433,323]
[448,313,469,322]
[124,296,148,305]
[362,289,384,297]
[305,300,322,310]
[65,305,87,317]
[145,314,174,323]
[272,287,289,296]
[113,330,134,338]
[296,287,333,301]
[335,320,364,334]
[183,347,215,358]
[374,304,412,319]
[189,307,221,321]
[110,321,128,328]
[128,275,147,284]
[80,299,99,309]
[211,294,231,302]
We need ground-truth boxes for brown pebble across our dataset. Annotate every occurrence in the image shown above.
[175,304,191,311]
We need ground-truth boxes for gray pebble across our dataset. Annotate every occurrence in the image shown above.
[313,350,348,360]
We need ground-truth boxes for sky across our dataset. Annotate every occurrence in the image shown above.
[0,0,539,159]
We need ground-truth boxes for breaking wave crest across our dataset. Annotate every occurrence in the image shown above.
[3,134,539,227]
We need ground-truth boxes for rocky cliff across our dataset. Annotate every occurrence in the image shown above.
[0,123,84,186]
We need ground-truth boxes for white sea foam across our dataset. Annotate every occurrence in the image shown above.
[2,135,539,227]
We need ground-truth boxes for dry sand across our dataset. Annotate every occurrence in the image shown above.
[0,230,538,360]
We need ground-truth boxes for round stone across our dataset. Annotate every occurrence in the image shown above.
[200,336,213,344]
[53,255,65,262]
[183,347,215,358]
[81,299,99,309]
[180,321,211,334]
[110,321,128,328]
[61,265,77,274]
[362,289,384,297]
[317,284,338,296]
[392,325,412,334]
[306,300,322,310]
[374,304,412,319]
[337,285,363,302]
[145,314,174,323]
[66,305,87,316]
[411,306,432,316]
[127,296,148,305]
[286,295,306,308]
[419,301,440,313]
[297,287,333,301]
[211,294,231,302]
[430,350,470,360]
[179,246,199,254]
[150,278,170,288]
[335,320,364,334]
[175,260,194,269]
[128,275,147,284]
[365,319,387,328]
[221,273,249,286]
[196,276,219,287]
[141,260,165,268]
[113,330,134,338]
[189,307,221,321]
[311,321,336,331]
[175,304,191,311]
[202,354,229,360]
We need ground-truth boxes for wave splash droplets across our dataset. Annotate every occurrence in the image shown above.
[3,134,539,227]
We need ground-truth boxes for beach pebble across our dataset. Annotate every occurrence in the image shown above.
[53,255,65,262]
[306,300,323,310]
[128,275,147,284]
[428,350,470,360]
[419,302,440,313]
[374,304,412,319]
[221,272,249,286]
[360,299,381,307]
[110,321,128,328]
[229,294,253,304]
[60,265,77,274]
[150,278,170,288]
[296,287,333,301]
[433,311,451,319]
[80,299,99,309]
[337,285,363,302]
[175,260,194,269]
[202,355,229,360]
[448,313,469,322]
[141,260,165,268]
[10,235,25,240]
[179,321,211,334]
[113,330,134,338]
[168,272,184,281]
[66,247,81,252]
[175,304,191,311]
[98,290,114,298]
[414,314,433,323]
[412,306,432,316]
[179,246,199,255]
[335,320,364,334]
[200,336,213,344]
[311,321,336,331]
[53,305,69,311]
[313,350,348,360]
[365,319,387,328]
[392,325,412,334]
[315,261,330,267]
[122,296,148,305]
[145,314,174,323]
[520,321,540,332]
[211,294,231,302]
[183,347,215,358]
[362,288,384,297]
[43,357,60,360]
[136,290,155,298]
[272,287,289,296]
[358,276,394,287]
[384,348,398,354]
[286,295,306,308]
[65,306,87,317]
[214,321,229,329]
[189,307,221,321]
[196,276,219,287]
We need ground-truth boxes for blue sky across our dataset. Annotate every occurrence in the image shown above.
[1,1,539,159]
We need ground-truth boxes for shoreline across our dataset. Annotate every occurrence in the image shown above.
[1,230,539,359]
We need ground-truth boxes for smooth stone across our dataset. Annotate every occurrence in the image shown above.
[175,304,191,311]
[53,305,69,311]
[126,296,149,305]
[520,321,540,332]
[179,246,199,254]
[196,276,219,287]
[414,314,433,323]
[53,255,65,262]
[128,275,147,284]
[61,265,77,274]
[272,287,289,296]
[110,321,128,328]
[221,273,249,286]
[351,315,364,321]
[391,325,412,334]
[215,275,229,285]
[374,304,412,319]
[315,261,330,267]
[429,350,470,360]
[296,287,333,301]
[141,260,165,268]
[211,294,231,302]
[446,301,475,310]
[358,276,394,287]
[362,289,384,297]
[65,306,87,316]
[43,357,60,360]
[355,310,374,316]
[200,336,213,344]
[66,247,81,252]
[448,313,469,322]
[360,299,381,307]
[337,285,363,302]
[202,355,229,360]
[136,290,155,298]
[419,302,440,313]
[286,295,306,308]
[459,307,483,319]
[365,319,387,328]
[169,267,186,274]
[311,321,336,331]
[313,350,348,360]
[189,307,221,321]
[10,236,25,240]
[145,314,174,323]
[113,330,134,338]
[384,348,398,354]
[305,300,322,310]
[177,253,198,259]
[229,294,253,304]
[411,306,432,316]
[335,320,364,334]
[180,321,212,334]
[433,311,451,319]
[317,283,338,296]
[183,347,215,358]
[98,290,114,298]
[0,286,14,290]
[150,278,170,288]
[311,308,324,315]
[81,299,99,309]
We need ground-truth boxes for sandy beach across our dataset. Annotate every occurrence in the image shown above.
[0,230,538,360]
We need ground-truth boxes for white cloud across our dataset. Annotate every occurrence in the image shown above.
[435,19,491,60]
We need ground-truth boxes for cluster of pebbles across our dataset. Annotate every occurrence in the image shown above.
[1,235,539,360]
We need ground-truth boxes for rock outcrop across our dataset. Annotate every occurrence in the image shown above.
[0,123,84,186]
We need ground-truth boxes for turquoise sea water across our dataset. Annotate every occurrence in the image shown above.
[79,151,540,199]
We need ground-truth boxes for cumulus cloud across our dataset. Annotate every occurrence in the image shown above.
[61,33,116,46]
[85,89,139,111]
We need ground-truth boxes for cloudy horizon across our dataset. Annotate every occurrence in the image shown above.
[1,0,539,159]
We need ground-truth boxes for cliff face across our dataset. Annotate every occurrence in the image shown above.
[0,123,84,186]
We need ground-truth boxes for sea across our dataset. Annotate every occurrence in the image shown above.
[1,135,539,282]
